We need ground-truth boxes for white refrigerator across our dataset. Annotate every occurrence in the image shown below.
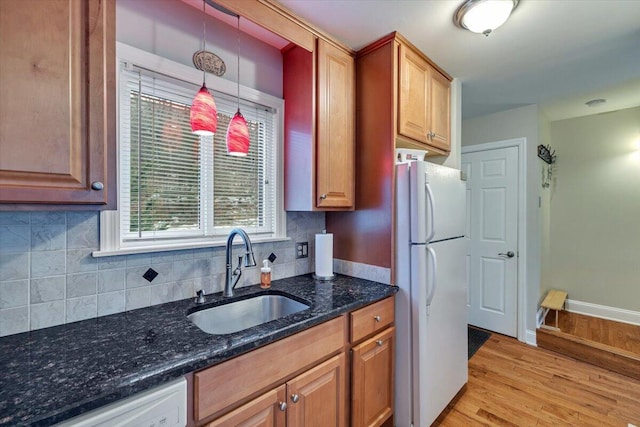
[395,160,468,427]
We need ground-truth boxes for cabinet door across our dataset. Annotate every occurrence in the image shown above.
[398,43,430,145]
[287,353,346,427]
[351,327,395,427]
[206,385,286,427]
[0,0,115,206]
[428,70,451,152]
[316,39,355,209]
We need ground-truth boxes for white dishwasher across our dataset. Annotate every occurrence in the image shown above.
[56,377,187,427]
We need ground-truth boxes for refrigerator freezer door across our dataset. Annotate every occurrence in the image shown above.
[410,161,466,243]
[412,238,468,427]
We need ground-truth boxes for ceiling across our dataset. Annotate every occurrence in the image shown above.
[274,0,640,121]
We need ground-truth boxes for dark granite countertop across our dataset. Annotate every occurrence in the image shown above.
[0,274,397,426]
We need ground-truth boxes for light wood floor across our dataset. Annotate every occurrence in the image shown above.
[434,333,640,426]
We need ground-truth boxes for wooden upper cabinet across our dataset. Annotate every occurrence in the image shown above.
[398,44,431,144]
[316,40,355,210]
[428,69,452,152]
[284,39,355,211]
[326,32,452,282]
[397,38,451,154]
[0,0,115,208]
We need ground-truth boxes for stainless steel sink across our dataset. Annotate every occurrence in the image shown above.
[187,294,310,335]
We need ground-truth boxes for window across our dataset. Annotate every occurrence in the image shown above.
[98,44,285,255]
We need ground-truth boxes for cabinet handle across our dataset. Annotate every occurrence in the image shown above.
[376,339,384,346]
[91,181,104,191]
[291,394,299,403]
[278,402,287,411]
[319,194,327,200]
[373,315,381,322]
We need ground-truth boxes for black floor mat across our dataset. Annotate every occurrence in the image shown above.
[468,326,491,359]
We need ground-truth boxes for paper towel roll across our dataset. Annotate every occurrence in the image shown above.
[315,232,335,280]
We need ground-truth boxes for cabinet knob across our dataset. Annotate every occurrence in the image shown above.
[376,339,384,346]
[319,194,327,200]
[373,315,381,322]
[278,402,287,411]
[91,181,104,191]
[291,394,299,403]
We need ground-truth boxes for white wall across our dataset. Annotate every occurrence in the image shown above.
[117,0,283,98]
[539,112,552,300]
[547,106,640,310]
[462,104,542,335]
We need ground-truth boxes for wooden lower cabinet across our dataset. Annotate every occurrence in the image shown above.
[206,385,287,427]
[287,353,346,427]
[351,327,395,427]
[195,297,395,427]
[206,354,346,427]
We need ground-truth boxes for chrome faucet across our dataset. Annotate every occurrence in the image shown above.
[224,228,257,297]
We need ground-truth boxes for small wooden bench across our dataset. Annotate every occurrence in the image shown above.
[540,290,567,331]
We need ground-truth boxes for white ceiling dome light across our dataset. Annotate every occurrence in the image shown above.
[454,0,519,36]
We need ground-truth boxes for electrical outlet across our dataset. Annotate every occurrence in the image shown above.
[296,242,308,259]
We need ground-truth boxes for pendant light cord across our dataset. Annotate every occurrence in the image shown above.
[202,0,206,85]
[236,15,240,111]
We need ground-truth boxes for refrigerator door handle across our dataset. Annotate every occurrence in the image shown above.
[426,245,437,311]
[425,180,435,242]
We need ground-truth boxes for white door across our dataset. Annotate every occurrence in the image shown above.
[462,146,518,337]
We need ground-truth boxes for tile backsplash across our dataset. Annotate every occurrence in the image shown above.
[0,211,325,337]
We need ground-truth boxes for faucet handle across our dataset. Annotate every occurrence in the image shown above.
[195,289,206,304]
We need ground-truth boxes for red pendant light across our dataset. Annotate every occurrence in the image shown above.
[190,83,217,135]
[190,0,217,136]
[226,110,250,156]
[226,15,250,156]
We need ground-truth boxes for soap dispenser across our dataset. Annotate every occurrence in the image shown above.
[260,259,271,289]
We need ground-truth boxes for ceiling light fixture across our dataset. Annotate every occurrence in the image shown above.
[190,0,218,135]
[226,15,250,156]
[454,0,519,36]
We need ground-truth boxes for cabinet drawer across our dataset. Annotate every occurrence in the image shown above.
[350,297,394,343]
[195,316,345,422]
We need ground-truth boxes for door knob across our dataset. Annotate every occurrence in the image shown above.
[291,394,299,403]
[91,181,104,191]
[498,251,515,258]
[278,402,287,411]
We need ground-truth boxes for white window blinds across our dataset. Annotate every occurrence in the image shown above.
[118,63,277,245]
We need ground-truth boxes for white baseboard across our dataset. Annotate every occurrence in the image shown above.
[566,299,640,327]
[525,329,537,346]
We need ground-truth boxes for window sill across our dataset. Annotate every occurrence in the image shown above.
[92,236,291,258]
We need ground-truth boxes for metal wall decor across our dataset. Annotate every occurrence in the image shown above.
[538,144,556,188]
[537,144,556,165]
[193,50,226,77]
